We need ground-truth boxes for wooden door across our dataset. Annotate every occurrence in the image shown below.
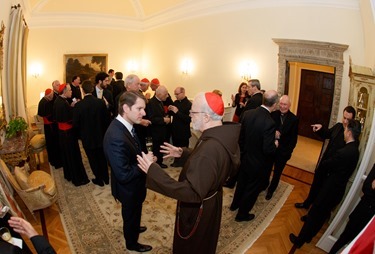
[297,69,335,140]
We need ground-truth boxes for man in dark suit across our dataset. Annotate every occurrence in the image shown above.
[147,85,171,168]
[265,95,299,199]
[103,91,152,252]
[241,79,263,114]
[68,75,82,104]
[92,71,114,118]
[112,71,125,104]
[295,106,356,209]
[290,119,361,248]
[73,80,110,187]
[230,90,279,221]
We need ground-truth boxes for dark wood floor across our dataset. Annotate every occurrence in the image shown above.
[17,154,328,254]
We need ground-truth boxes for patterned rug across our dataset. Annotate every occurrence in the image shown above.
[53,153,293,254]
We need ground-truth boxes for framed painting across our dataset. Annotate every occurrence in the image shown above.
[64,54,108,83]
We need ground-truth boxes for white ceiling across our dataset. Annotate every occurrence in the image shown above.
[21,0,359,31]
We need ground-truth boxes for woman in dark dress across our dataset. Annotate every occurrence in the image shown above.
[231,82,249,122]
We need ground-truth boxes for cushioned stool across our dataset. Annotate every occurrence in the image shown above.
[29,134,46,169]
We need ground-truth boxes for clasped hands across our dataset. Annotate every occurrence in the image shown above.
[137,142,183,173]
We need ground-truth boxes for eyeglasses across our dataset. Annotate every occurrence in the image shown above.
[174,92,182,96]
[189,110,206,114]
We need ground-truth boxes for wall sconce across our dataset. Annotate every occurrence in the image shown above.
[240,61,253,82]
[30,63,42,78]
[181,58,193,75]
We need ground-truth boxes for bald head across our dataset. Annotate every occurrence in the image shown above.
[263,90,279,110]
[155,85,169,101]
[279,95,291,114]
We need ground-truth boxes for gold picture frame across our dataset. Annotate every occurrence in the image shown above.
[64,53,108,83]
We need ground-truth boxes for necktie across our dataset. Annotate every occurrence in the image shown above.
[131,127,141,152]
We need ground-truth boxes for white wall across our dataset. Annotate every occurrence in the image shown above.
[360,0,375,69]
[0,0,368,119]
[142,6,365,110]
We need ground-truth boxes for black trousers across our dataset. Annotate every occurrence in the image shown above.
[44,123,62,168]
[231,166,265,216]
[266,156,289,194]
[303,165,328,206]
[122,201,142,248]
[84,147,109,183]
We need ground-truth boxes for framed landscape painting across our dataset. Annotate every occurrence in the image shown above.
[64,54,108,83]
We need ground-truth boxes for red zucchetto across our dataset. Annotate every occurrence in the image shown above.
[205,92,224,116]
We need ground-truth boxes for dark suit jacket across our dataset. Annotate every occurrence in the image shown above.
[314,141,359,207]
[103,119,146,205]
[271,110,299,160]
[73,94,110,149]
[243,92,263,112]
[112,80,125,104]
[239,106,277,172]
[92,87,114,117]
[147,96,167,141]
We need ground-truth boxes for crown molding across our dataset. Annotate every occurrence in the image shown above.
[26,0,360,30]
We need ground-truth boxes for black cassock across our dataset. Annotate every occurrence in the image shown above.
[53,96,88,186]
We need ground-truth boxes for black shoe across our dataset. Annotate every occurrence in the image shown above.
[127,243,152,252]
[159,163,168,169]
[289,233,304,248]
[229,204,238,211]
[235,213,255,222]
[139,226,147,233]
[74,179,90,187]
[295,202,309,209]
[300,215,308,222]
[265,191,273,200]
[92,178,104,187]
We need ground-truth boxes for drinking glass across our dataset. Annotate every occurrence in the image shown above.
[0,227,12,243]
[146,137,153,152]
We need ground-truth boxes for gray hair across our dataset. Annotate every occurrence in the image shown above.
[195,92,223,121]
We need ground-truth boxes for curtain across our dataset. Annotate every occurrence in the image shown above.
[4,5,28,122]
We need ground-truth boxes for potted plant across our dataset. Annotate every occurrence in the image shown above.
[5,116,28,138]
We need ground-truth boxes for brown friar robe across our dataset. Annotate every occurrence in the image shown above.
[147,122,241,254]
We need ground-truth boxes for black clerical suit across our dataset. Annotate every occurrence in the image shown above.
[294,140,359,244]
[170,97,192,147]
[67,84,82,104]
[37,96,62,168]
[329,163,375,254]
[265,110,299,194]
[231,106,277,218]
[241,92,262,116]
[303,123,346,207]
[103,118,146,249]
[147,96,169,165]
[73,94,110,185]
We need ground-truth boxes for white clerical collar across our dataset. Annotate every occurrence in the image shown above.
[261,105,271,113]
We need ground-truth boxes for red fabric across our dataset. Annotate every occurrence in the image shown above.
[58,122,73,130]
[205,92,224,116]
[349,216,375,254]
[42,117,53,124]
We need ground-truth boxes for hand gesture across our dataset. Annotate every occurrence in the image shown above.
[311,124,322,132]
[137,152,153,173]
[140,119,151,127]
[231,94,235,101]
[8,217,38,239]
[160,142,182,159]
